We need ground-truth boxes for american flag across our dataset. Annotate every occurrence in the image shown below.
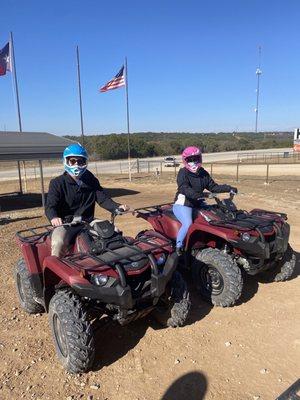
[0,42,11,76]
[100,66,125,92]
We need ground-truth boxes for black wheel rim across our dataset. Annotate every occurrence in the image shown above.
[17,273,25,303]
[53,314,68,358]
[199,265,224,295]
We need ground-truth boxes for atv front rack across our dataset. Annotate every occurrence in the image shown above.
[62,231,173,275]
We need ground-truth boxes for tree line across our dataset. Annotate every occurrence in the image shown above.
[64,132,293,160]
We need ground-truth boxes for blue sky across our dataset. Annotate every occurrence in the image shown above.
[0,0,299,136]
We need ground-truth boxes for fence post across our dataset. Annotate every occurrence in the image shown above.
[265,164,269,184]
[137,158,140,173]
[160,161,163,176]
[34,166,37,181]
[174,163,177,177]
[95,162,98,176]
[39,160,45,208]
[120,162,122,174]
[22,161,28,193]
[236,163,239,182]
[148,161,150,173]
[210,163,213,178]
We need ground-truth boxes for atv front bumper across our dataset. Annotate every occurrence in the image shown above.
[72,252,178,309]
[229,222,290,273]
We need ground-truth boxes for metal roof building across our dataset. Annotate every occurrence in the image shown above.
[0,131,74,161]
[0,131,75,207]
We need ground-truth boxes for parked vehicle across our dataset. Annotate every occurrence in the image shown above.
[164,156,177,167]
[135,193,296,307]
[15,211,190,373]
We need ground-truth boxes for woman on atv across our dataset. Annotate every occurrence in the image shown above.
[45,143,129,257]
[173,146,237,255]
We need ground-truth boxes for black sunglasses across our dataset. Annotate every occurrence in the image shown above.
[67,157,86,166]
[186,156,201,163]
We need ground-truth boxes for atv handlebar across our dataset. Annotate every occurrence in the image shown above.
[202,191,236,200]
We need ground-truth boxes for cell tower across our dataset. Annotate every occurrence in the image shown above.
[255,46,262,134]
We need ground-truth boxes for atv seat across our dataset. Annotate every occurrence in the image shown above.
[163,208,180,222]
[163,207,204,223]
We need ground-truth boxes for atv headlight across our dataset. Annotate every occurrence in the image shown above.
[241,232,251,242]
[90,274,109,286]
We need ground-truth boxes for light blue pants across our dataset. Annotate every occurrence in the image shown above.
[173,204,193,248]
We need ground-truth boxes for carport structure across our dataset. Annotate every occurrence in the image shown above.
[0,131,75,207]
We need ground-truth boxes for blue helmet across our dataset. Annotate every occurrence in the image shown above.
[63,143,88,178]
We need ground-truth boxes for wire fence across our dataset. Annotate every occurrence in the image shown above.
[1,150,300,196]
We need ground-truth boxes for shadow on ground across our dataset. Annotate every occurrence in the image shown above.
[0,215,42,226]
[92,317,149,371]
[92,278,212,371]
[236,274,259,305]
[0,193,43,212]
[293,251,300,279]
[0,188,140,212]
[161,371,208,400]
[104,188,140,198]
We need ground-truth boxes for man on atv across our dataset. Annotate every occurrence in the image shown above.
[45,143,129,257]
[173,146,237,255]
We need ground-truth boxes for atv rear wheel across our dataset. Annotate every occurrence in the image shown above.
[262,244,296,282]
[15,258,44,314]
[152,271,191,328]
[192,248,243,307]
[49,289,95,373]
[274,245,296,282]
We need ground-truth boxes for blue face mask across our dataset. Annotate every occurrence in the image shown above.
[64,162,87,178]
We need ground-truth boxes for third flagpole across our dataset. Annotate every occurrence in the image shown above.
[10,31,22,132]
[76,45,85,146]
[124,57,131,182]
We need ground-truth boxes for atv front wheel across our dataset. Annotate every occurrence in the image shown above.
[152,271,191,328]
[15,258,44,314]
[192,248,243,307]
[49,290,95,373]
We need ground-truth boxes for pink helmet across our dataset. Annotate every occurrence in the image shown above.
[182,146,202,173]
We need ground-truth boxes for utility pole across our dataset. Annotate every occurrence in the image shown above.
[255,46,262,134]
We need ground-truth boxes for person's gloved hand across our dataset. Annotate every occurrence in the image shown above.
[118,204,130,211]
[51,217,62,227]
[230,187,238,194]
[197,192,214,200]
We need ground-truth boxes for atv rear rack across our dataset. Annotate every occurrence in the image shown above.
[134,203,173,216]
[16,225,53,243]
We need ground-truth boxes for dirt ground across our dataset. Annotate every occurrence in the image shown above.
[0,173,299,400]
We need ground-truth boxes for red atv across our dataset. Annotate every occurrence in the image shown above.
[15,211,190,373]
[135,193,296,307]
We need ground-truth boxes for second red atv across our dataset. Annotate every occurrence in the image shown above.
[135,193,296,307]
[15,211,190,373]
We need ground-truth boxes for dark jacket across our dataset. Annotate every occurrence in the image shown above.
[174,167,232,208]
[45,170,120,222]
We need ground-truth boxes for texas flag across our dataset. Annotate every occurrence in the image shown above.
[0,42,11,76]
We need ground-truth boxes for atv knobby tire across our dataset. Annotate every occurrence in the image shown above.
[15,258,44,314]
[272,244,296,282]
[192,248,243,307]
[49,289,95,373]
[152,271,191,328]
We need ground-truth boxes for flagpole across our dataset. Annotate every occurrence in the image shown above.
[124,57,131,182]
[10,32,24,195]
[10,31,22,132]
[76,45,85,146]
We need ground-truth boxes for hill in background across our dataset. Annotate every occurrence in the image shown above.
[64,131,293,160]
